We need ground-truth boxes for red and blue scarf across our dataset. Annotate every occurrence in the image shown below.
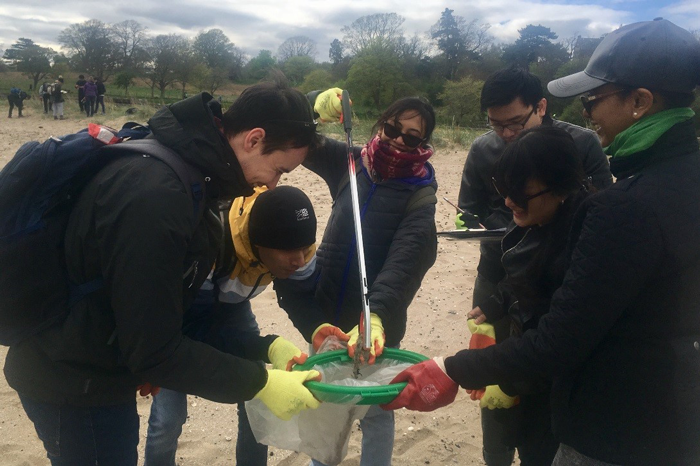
[361,135,433,180]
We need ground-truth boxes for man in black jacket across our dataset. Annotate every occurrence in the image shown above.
[4,83,323,465]
[385,18,700,466]
[457,66,612,466]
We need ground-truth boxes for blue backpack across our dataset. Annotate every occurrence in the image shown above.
[0,123,205,345]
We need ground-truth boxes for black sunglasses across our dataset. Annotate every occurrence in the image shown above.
[579,89,627,114]
[492,177,552,209]
[382,122,426,148]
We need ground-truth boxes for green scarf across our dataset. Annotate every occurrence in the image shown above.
[605,108,695,158]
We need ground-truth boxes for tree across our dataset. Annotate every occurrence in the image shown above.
[111,20,149,73]
[329,39,343,65]
[244,50,276,81]
[2,38,54,89]
[113,70,138,96]
[193,29,245,82]
[278,36,317,62]
[429,9,492,79]
[58,19,118,79]
[341,13,405,55]
[145,34,188,99]
[502,24,560,68]
[346,45,410,109]
[282,55,316,85]
[173,43,204,98]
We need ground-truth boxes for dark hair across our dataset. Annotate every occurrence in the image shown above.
[78,74,84,79]
[606,85,695,110]
[493,125,586,208]
[481,67,544,112]
[370,96,436,146]
[222,82,320,154]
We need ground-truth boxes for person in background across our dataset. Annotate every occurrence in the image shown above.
[83,76,97,118]
[456,66,612,466]
[7,87,29,118]
[75,74,86,112]
[51,77,64,120]
[276,96,438,466]
[39,82,52,114]
[94,77,106,115]
[384,18,700,466]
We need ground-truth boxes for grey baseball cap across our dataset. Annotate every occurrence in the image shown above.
[548,18,700,98]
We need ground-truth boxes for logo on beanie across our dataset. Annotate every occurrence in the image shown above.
[296,208,310,221]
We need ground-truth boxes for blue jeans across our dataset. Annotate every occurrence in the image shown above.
[310,404,395,466]
[19,394,139,465]
[145,295,268,465]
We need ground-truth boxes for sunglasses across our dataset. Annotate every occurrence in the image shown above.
[492,177,552,209]
[579,89,627,114]
[382,122,426,148]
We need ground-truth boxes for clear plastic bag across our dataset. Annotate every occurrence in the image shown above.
[245,344,412,465]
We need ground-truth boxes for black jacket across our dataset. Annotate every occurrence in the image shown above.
[445,120,700,465]
[276,137,437,347]
[458,117,612,284]
[4,93,269,406]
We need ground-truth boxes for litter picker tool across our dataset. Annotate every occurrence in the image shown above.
[442,197,464,214]
[340,90,371,378]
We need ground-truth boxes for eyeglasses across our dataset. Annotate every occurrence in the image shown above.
[579,89,627,114]
[488,107,536,134]
[492,177,552,209]
[382,122,426,148]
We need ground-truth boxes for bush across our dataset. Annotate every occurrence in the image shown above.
[299,69,334,94]
[437,76,484,127]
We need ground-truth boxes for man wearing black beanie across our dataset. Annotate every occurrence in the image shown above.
[145,185,318,466]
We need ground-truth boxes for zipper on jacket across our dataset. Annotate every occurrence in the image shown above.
[184,260,199,289]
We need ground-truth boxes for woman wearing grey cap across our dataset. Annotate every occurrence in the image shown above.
[382,18,700,466]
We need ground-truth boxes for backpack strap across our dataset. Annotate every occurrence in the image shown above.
[405,185,437,213]
[103,139,207,227]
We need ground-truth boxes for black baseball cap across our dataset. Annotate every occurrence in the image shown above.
[548,18,700,97]
[249,186,316,250]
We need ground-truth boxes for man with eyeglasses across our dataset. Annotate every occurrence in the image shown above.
[456,66,612,466]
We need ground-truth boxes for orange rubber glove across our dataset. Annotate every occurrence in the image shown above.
[347,313,385,365]
[465,319,496,401]
[311,323,350,352]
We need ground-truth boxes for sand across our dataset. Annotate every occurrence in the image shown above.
[0,104,491,465]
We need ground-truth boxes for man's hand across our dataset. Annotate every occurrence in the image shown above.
[267,336,308,371]
[311,323,350,352]
[380,357,458,412]
[254,369,322,420]
[347,313,385,364]
[455,212,482,230]
[137,383,161,397]
[467,306,487,325]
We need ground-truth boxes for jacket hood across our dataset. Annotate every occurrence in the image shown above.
[148,92,253,199]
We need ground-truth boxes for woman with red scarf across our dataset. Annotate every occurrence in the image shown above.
[275,97,438,465]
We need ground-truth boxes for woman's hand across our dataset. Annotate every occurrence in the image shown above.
[467,306,487,324]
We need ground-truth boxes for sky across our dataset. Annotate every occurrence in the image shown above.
[0,0,697,60]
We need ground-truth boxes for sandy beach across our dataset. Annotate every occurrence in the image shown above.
[0,104,491,465]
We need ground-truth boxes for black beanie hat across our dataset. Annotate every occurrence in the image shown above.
[249,186,317,250]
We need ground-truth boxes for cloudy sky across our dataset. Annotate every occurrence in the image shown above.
[0,0,697,60]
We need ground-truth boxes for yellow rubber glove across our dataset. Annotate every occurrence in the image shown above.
[347,313,385,364]
[480,385,520,410]
[268,336,308,371]
[311,323,350,352]
[455,212,481,230]
[254,369,322,420]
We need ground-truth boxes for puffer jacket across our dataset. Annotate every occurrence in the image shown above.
[4,93,269,407]
[276,137,438,347]
[445,119,700,465]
